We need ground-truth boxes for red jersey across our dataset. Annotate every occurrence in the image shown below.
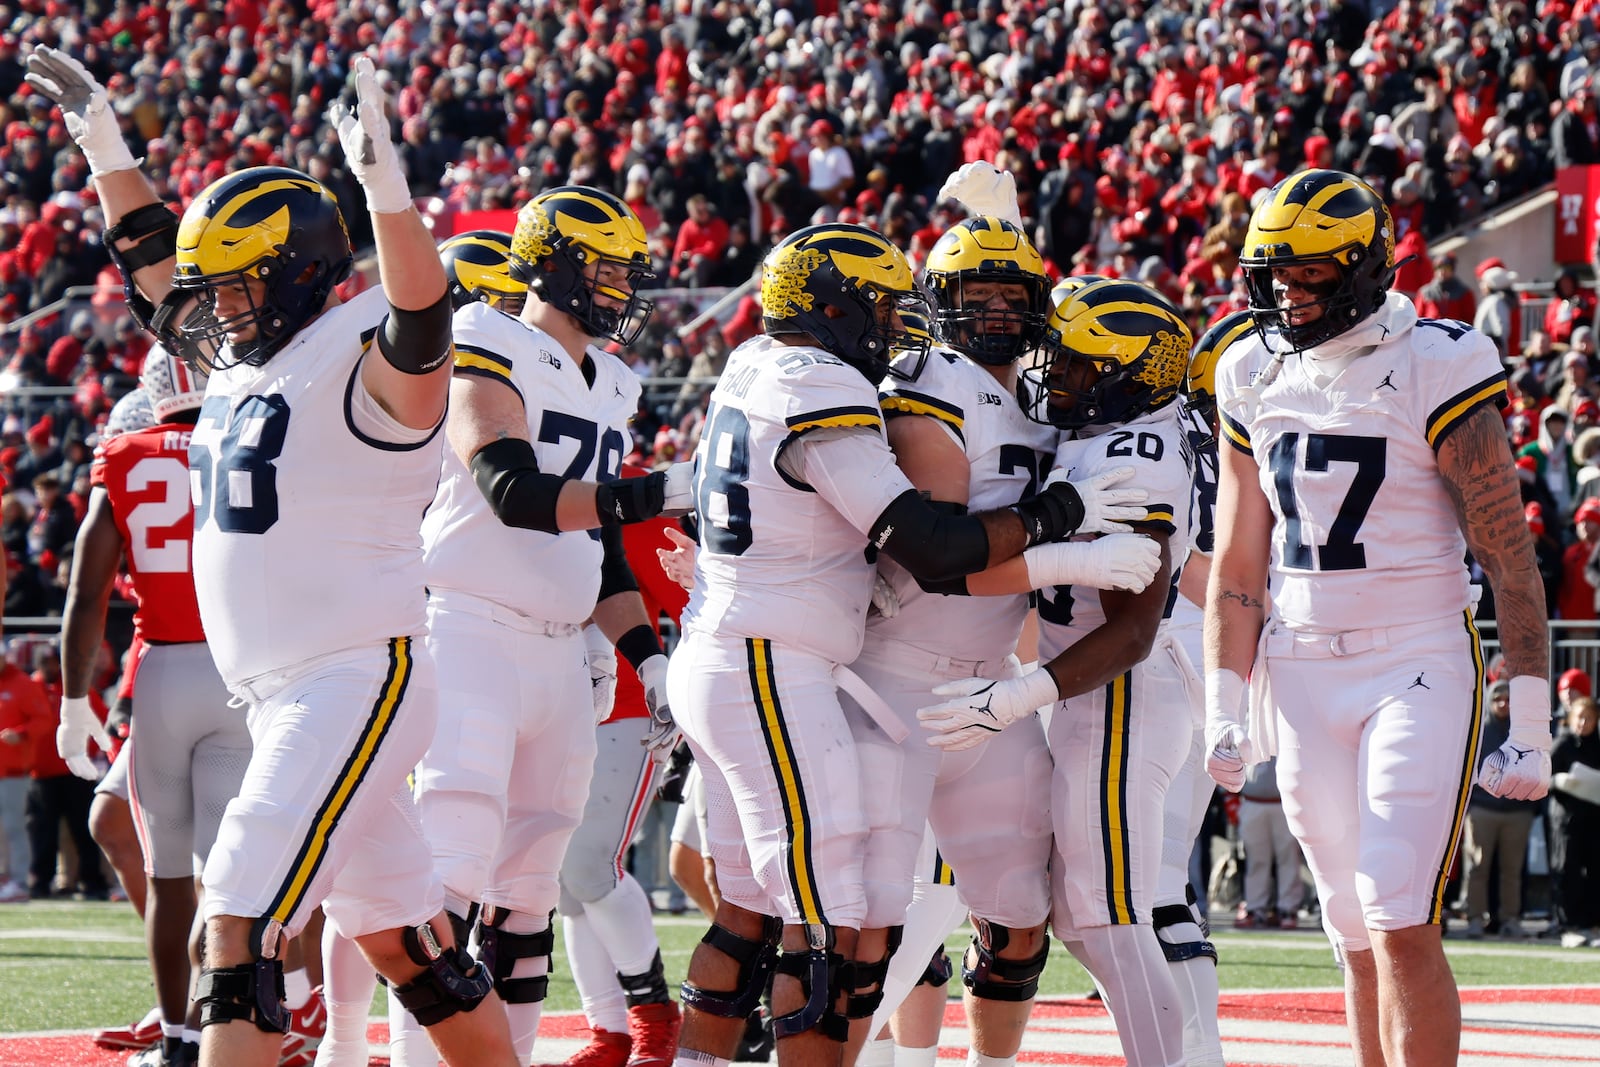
[90,423,206,644]
[609,462,690,724]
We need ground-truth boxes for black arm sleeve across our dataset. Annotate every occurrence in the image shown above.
[597,522,641,600]
[469,438,568,533]
[379,291,453,374]
[909,500,972,595]
[868,488,991,584]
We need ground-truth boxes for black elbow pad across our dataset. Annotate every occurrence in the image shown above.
[380,292,454,375]
[469,438,567,533]
[869,489,990,584]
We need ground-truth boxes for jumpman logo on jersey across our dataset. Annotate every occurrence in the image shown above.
[1408,673,1430,690]
[1376,370,1398,392]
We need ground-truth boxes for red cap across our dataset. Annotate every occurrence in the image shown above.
[1577,399,1600,420]
[1559,668,1592,696]
[1524,501,1546,536]
[1577,499,1600,526]
[808,118,833,139]
[1476,257,1506,278]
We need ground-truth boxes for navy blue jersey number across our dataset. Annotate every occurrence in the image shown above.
[695,403,753,555]
[538,411,625,540]
[191,394,290,534]
[1268,432,1386,571]
[997,443,1042,502]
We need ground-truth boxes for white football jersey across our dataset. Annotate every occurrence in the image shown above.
[190,287,444,689]
[421,302,639,623]
[1166,403,1219,666]
[1037,403,1194,659]
[871,346,1058,663]
[681,335,911,664]
[1214,316,1507,632]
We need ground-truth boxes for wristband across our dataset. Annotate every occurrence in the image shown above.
[616,624,663,670]
[1205,668,1246,725]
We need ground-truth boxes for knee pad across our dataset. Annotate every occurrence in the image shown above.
[840,926,902,1022]
[475,906,555,1005]
[772,924,846,1042]
[195,960,288,1032]
[618,948,672,1007]
[392,916,494,1026]
[1152,903,1217,965]
[916,944,953,988]
[681,914,783,1020]
[962,919,1048,1003]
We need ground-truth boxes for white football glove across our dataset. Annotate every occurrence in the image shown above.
[582,625,617,725]
[656,525,696,591]
[329,55,411,213]
[917,667,1059,752]
[1203,668,1250,792]
[936,161,1024,230]
[638,654,678,767]
[1479,677,1552,800]
[1022,534,1160,592]
[869,568,900,618]
[659,460,695,517]
[1043,465,1149,535]
[24,46,137,176]
[57,695,111,782]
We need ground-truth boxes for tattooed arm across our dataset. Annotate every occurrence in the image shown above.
[1204,437,1274,678]
[1436,404,1549,678]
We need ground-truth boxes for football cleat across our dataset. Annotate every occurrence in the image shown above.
[541,1026,631,1067]
[94,1006,162,1050]
[275,985,327,1067]
[624,1000,681,1067]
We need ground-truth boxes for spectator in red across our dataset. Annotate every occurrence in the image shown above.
[1416,252,1477,323]
[1545,267,1597,347]
[24,644,109,899]
[44,311,95,387]
[1561,498,1600,627]
[670,195,729,287]
[0,636,46,902]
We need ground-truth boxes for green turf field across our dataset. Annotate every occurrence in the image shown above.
[4,901,1600,1033]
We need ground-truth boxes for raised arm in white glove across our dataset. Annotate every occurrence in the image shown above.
[1022,534,1160,593]
[583,624,618,725]
[1203,668,1252,792]
[917,667,1059,751]
[25,46,137,176]
[1036,465,1149,536]
[328,55,412,214]
[637,655,678,768]
[1478,676,1552,800]
[937,162,1024,230]
[57,695,112,782]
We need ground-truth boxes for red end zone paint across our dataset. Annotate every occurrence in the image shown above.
[4,988,1596,1067]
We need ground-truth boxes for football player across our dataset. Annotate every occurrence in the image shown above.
[1205,169,1550,1066]
[848,219,1161,1067]
[28,47,521,1067]
[60,349,252,1067]
[392,186,690,1067]
[438,230,525,316]
[667,222,1142,1067]
[920,280,1199,1067]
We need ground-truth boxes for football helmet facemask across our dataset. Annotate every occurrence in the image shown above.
[1024,279,1192,430]
[152,167,354,372]
[761,223,931,384]
[140,345,209,422]
[510,186,655,345]
[440,230,527,315]
[1185,309,1256,426]
[923,217,1049,366]
[1239,169,1396,351]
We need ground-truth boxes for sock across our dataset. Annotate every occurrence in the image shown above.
[181,1029,201,1046]
[565,911,629,1032]
[965,1051,1016,1067]
[284,966,312,1010]
[160,1021,184,1040]
[581,873,662,976]
[673,1052,729,1067]
[387,983,440,1067]
[896,1045,940,1067]
[859,1035,896,1067]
